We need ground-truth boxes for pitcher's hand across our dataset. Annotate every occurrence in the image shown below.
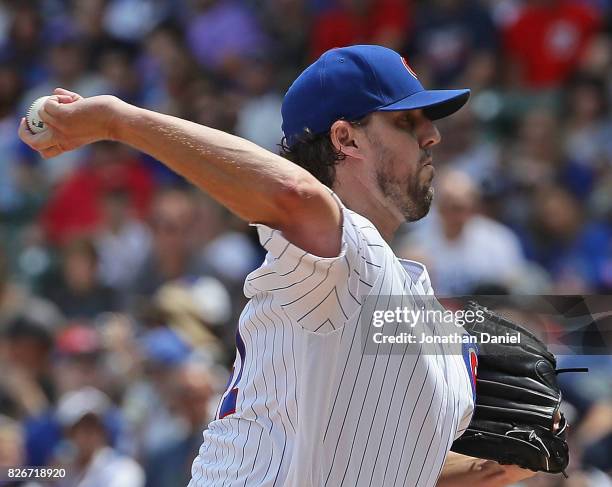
[18,88,122,159]
[438,453,536,487]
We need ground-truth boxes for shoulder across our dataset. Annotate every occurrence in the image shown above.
[244,193,388,320]
[251,191,387,264]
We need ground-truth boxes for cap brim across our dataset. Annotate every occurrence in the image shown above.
[378,89,470,120]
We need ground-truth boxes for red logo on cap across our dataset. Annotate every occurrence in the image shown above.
[401,57,418,79]
[469,348,478,390]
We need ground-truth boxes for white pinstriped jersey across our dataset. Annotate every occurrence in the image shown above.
[189,193,476,487]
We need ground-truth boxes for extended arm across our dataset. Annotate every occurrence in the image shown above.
[19,89,341,257]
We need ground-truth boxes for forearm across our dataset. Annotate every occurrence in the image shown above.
[111,100,315,226]
[23,92,342,255]
[437,452,534,487]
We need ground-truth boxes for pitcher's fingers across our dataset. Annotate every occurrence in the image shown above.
[40,146,63,159]
[18,118,39,144]
[37,102,62,129]
[55,94,74,104]
[43,96,68,117]
[18,117,30,138]
[18,118,57,151]
[53,87,82,101]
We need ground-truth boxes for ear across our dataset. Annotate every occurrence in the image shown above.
[329,120,365,160]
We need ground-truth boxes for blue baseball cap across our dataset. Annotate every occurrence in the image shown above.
[281,45,470,147]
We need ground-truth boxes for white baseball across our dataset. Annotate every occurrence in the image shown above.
[26,96,50,134]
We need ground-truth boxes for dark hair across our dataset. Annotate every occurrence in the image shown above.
[4,315,54,349]
[279,116,371,188]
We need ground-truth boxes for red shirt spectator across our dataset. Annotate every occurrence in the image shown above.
[41,142,154,245]
[503,0,600,89]
[310,0,411,59]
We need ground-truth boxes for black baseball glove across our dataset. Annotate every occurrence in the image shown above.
[451,301,586,476]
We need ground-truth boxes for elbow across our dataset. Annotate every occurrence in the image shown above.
[268,172,341,257]
[274,173,322,221]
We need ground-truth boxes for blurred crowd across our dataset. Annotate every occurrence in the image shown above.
[0,0,611,485]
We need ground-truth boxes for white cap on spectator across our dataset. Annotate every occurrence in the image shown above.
[155,276,231,328]
[190,276,232,326]
[56,387,111,428]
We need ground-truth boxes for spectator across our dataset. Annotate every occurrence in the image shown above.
[0,415,24,466]
[153,277,230,355]
[588,172,612,292]
[45,238,118,320]
[5,4,46,88]
[98,44,144,106]
[103,0,172,43]
[578,31,612,77]
[22,27,109,102]
[408,0,498,89]
[193,190,262,289]
[0,60,28,215]
[50,324,147,465]
[0,415,23,467]
[255,0,309,81]
[0,314,61,469]
[1,313,56,415]
[55,387,144,487]
[53,324,118,401]
[399,170,527,294]
[511,106,564,185]
[562,73,612,177]
[502,0,601,89]
[0,415,45,487]
[234,58,284,152]
[144,360,215,487]
[20,30,110,182]
[185,0,269,76]
[309,0,410,59]
[71,0,109,58]
[502,106,565,226]
[139,22,200,114]
[433,106,502,192]
[185,82,240,135]
[40,141,153,245]
[0,244,62,333]
[96,189,152,293]
[526,184,611,292]
[122,327,193,458]
[131,188,213,300]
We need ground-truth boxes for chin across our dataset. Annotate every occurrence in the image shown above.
[404,187,434,222]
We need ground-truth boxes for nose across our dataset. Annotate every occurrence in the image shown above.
[419,118,441,149]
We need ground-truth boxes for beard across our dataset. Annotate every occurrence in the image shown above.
[367,132,434,222]
[376,164,434,222]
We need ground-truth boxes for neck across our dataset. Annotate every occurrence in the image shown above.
[333,181,402,243]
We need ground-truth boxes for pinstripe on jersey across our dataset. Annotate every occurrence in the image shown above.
[189,193,475,487]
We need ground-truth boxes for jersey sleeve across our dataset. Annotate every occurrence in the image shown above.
[244,196,385,334]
